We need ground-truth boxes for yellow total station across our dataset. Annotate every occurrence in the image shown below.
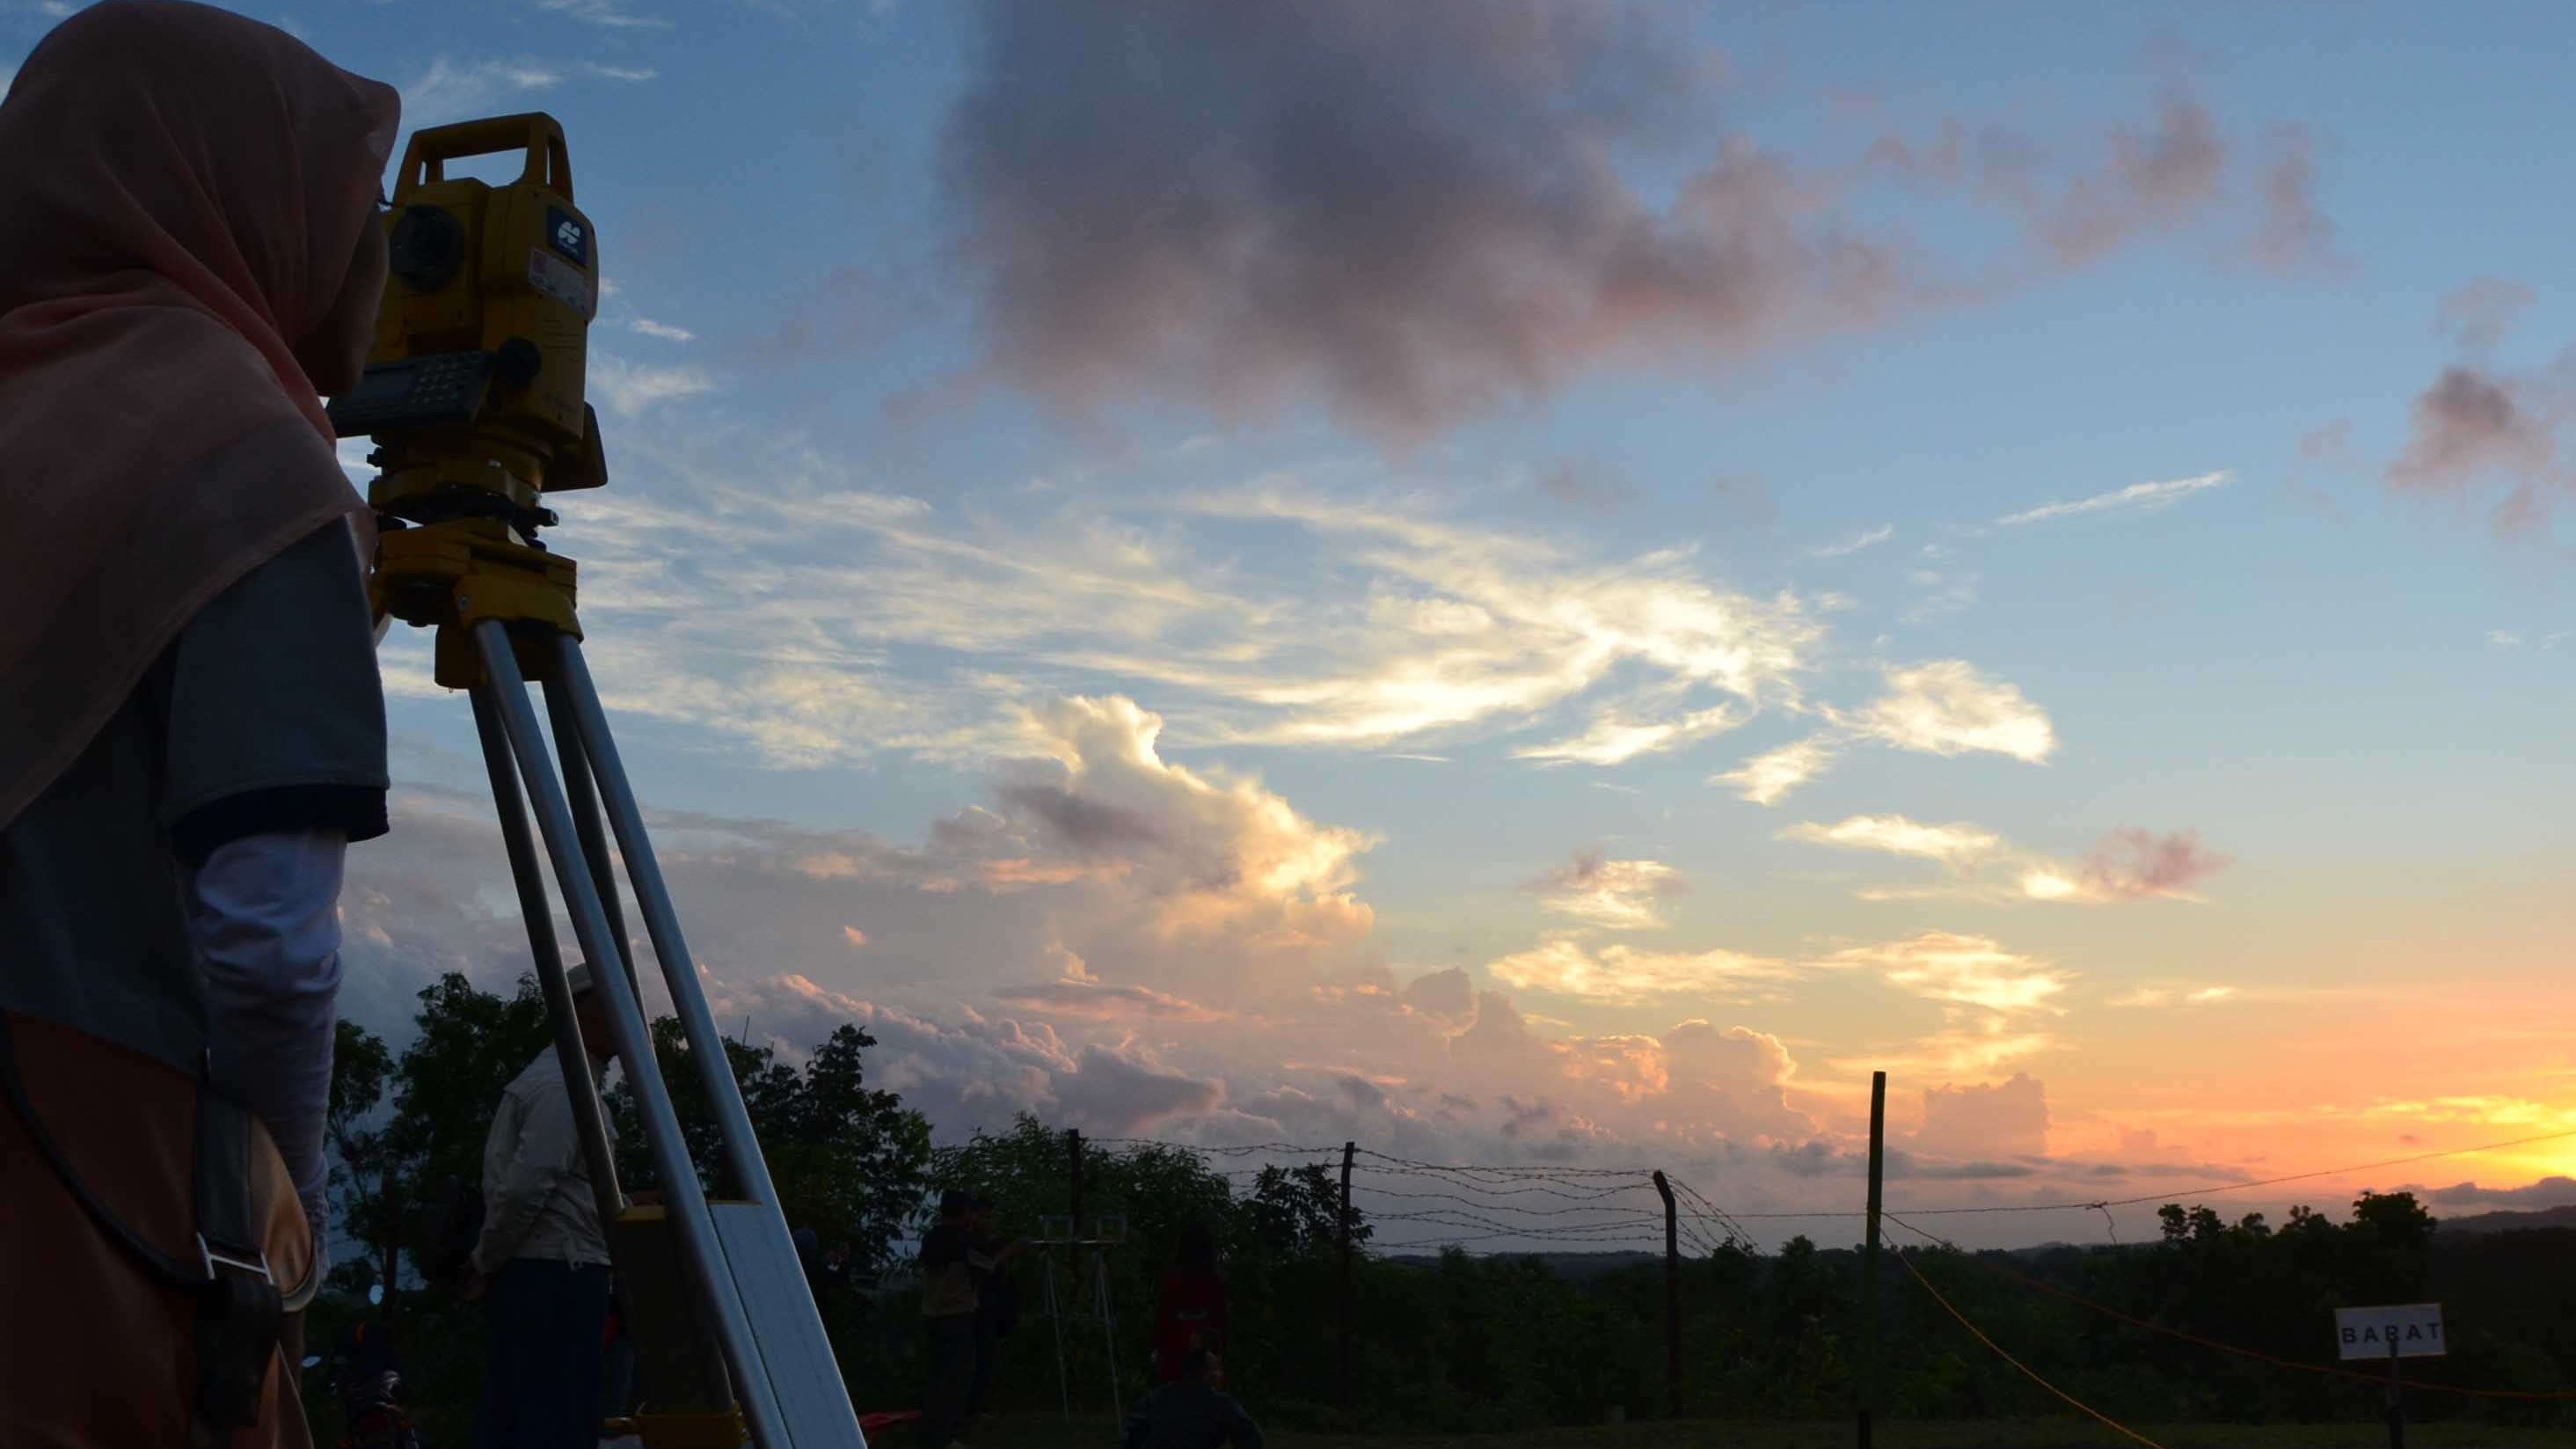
[331,112,608,688]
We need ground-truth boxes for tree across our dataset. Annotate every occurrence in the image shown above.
[325,1020,398,1298]
[605,1016,932,1278]
[1240,1162,1369,1259]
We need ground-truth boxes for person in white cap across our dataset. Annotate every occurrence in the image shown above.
[467,962,621,1449]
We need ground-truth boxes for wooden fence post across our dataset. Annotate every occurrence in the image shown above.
[1653,1168,1680,1416]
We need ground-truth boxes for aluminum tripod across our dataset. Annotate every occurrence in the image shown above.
[427,606,867,1449]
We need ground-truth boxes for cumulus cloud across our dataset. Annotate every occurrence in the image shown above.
[1843,661,2057,763]
[1914,1073,2050,1160]
[1486,937,1797,1007]
[1525,851,1689,930]
[1994,471,2229,527]
[536,0,671,28]
[941,4,2292,445]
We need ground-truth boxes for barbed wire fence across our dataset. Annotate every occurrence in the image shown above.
[1062,1108,2576,1438]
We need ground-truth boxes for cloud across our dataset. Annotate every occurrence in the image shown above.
[1486,937,1797,1007]
[1914,1073,2049,1160]
[990,976,1229,1023]
[1781,815,2000,870]
[1810,524,1894,559]
[2108,985,2237,1008]
[1829,931,2069,1014]
[2244,124,2339,274]
[1843,661,2056,763]
[1536,460,1639,515]
[588,355,717,417]
[2066,827,2231,901]
[1994,471,2229,526]
[1525,851,1689,931]
[1514,704,1745,766]
[536,0,672,28]
[2025,89,2227,267]
[1713,737,1836,805]
[2421,1176,2576,1211]
[625,318,697,342]
[2437,277,2536,354]
[585,62,660,82]
[2387,363,2560,501]
[400,57,562,129]
[1799,815,2227,907]
[940,5,2279,446]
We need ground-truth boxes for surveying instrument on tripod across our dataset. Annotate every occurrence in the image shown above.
[328,113,868,1449]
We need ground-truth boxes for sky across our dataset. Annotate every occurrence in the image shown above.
[15,0,2576,1252]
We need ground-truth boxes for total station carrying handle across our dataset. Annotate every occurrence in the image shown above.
[397,113,573,201]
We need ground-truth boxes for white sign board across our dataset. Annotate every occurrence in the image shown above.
[2336,1303,2447,1360]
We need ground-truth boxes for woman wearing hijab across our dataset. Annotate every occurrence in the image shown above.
[0,4,400,1445]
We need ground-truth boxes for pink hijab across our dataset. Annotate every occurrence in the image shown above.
[0,1,400,831]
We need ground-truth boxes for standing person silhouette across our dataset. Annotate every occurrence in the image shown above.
[1153,1222,1230,1386]
[0,4,399,1445]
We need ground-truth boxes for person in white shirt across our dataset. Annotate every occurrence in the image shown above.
[467,962,621,1449]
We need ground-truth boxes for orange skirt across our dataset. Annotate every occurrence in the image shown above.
[0,1013,315,1448]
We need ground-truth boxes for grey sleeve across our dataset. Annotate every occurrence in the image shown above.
[163,519,388,868]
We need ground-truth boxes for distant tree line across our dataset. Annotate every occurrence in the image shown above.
[314,973,2576,1438]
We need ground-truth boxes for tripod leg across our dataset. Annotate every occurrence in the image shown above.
[1097,1250,1121,1423]
[544,675,638,992]
[1046,1256,1069,1422]
[467,686,625,1240]
[551,637,792,1213]
[470,623,793,1447]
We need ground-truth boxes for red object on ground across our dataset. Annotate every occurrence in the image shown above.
[859,1409,923,1433]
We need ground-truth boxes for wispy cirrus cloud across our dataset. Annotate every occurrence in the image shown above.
[1995,471,2229,527]
[1787,814,2227,906]
[2109,985,2237,1008]
[536,0,672,29]
[1781,815,2000,870]
[1810,524,1895,559]
[399,56,561,129]
[1525,852,1689,931]
[1712,737,1838,805]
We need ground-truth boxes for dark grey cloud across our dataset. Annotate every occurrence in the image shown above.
[2422,1176,2576,1211]
[2435,277,2536,355]
[1338,1075,1388,1111]
[1525,848,1689,898]
[942,5,2302,446]
[2389,366,2555,492]
[2244,123,2339,274]
[2080,828,2231,900]
[994,780,1169,855]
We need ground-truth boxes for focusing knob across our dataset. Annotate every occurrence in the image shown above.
[493,337,544,388]
[387,205,466,294]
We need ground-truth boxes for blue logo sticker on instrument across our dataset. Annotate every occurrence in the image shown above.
[546,206,590,267]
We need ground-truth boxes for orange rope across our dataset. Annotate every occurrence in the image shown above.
[1894,1247,2173,1449]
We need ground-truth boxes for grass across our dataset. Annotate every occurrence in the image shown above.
[923,1413,2572,1449]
